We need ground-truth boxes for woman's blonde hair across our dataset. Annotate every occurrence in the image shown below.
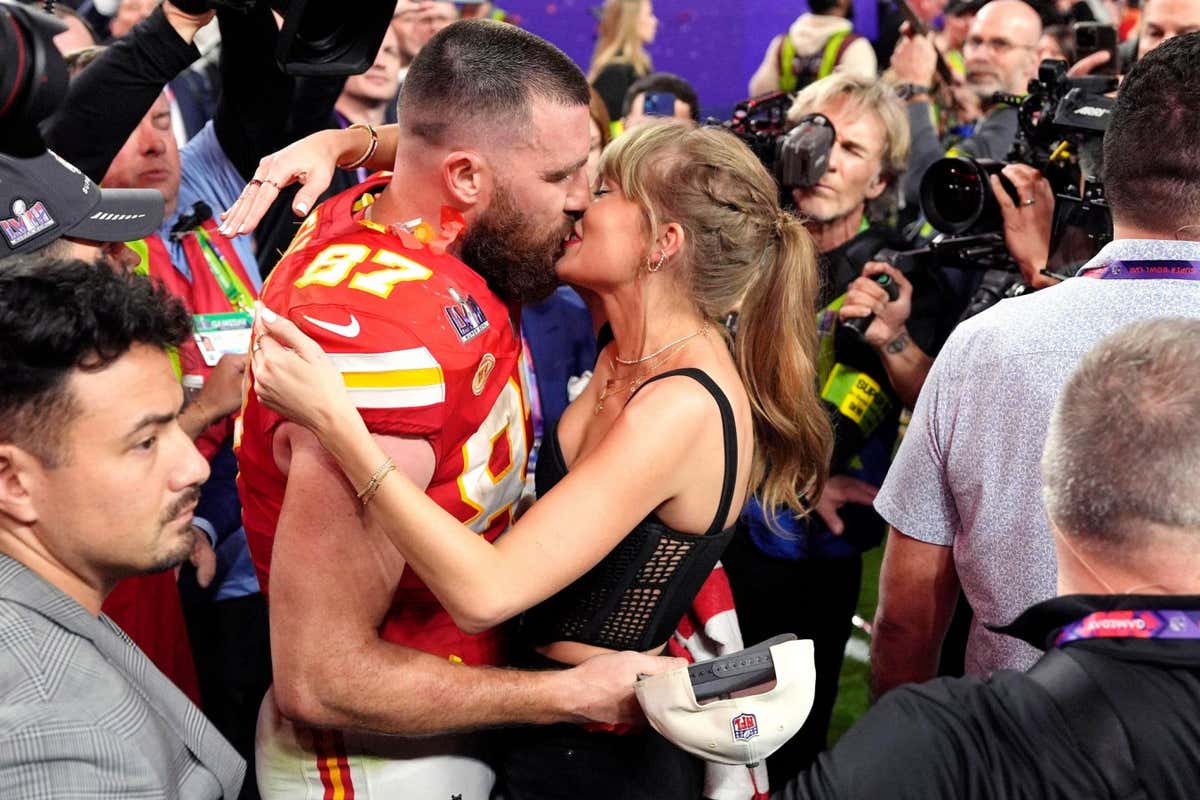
[599,122,833,519]
[588,0,653,81]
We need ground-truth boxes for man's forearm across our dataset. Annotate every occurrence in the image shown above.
[869,607,948,701]
[878,329,933,407]
[213,4,294,180]
[869,530,959,700]
[277,639,582,735]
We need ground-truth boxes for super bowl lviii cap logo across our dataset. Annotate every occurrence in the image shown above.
[1,200,56,247]
[731,712,759,742]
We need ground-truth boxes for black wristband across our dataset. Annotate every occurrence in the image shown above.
[896,83,932,101]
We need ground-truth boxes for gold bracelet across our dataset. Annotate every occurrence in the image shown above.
[339,123,379,170]
[356,457,396,507]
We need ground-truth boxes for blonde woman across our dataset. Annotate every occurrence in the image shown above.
[247,121,831,798]
[589,0,658,122]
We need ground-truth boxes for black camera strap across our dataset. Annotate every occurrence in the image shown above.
[1026,648,1147,799]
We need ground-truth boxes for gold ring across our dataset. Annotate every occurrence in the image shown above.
[1022,198,1036,207]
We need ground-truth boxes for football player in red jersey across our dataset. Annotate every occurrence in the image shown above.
[235,20,681,800]
[242,114,834,798]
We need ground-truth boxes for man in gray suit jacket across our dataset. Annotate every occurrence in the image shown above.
[0,257,245,799]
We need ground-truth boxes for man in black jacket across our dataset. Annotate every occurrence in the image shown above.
[774,315,1200,799]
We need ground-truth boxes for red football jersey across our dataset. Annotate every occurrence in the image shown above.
[237,174,530,665]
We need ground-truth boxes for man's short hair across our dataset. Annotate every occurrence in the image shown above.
[1102,32,1200,234]
[787,73,911,219]
[0,257,190,465]
[621,72,701,121]
[398,19,590,146]
[1041,317,1200,545]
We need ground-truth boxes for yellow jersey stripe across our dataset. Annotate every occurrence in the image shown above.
[342,367,444,389]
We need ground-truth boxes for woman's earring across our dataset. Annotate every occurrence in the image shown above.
[648,251,666,273]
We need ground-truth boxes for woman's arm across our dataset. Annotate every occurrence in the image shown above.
[250,307,713,633]
[220,124,399,237]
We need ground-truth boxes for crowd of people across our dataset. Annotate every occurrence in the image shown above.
[2,0,1200,798]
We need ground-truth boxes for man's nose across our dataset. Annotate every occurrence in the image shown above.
[565,168,591,212]
[137,121,168,155]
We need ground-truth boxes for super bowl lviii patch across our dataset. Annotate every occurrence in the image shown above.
[1,200,56,247]
[444,288,490,342]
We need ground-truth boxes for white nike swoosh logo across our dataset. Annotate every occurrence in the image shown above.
[303,314,361,338]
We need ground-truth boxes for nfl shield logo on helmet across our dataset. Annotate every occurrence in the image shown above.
[731,712,759,742]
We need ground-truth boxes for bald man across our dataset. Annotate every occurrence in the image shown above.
[891,0,1042,207]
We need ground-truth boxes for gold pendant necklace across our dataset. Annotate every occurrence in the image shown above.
[593,324,708,415]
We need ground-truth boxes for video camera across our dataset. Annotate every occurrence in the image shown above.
[917,60,1116,277]
[719,92,837,193]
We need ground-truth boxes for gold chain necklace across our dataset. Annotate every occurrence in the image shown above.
[594,325,708,415]
[614,325,711,365]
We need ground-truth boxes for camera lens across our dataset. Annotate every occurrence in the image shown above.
[920,157,1004,235]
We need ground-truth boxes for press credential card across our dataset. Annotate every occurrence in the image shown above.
[193,312,253,367]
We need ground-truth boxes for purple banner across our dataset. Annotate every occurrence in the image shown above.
[496,0,881,121]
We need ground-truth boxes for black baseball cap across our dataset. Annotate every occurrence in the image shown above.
[0,148,164,257]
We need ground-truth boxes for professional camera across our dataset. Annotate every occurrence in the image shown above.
[871,59,1116,318]
[0,2,68,157]
[921,60,1114,238]
[719,92,837,192]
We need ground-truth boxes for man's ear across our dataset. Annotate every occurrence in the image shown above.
[0,445,41,526]
[865,170,889,202]
[442,150,490,210]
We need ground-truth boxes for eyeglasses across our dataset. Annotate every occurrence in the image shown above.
[964,35,1035,55]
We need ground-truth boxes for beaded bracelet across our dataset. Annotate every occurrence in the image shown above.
[356,457,396,507]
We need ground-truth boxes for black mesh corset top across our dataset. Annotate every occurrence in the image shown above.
[516,368,742,653]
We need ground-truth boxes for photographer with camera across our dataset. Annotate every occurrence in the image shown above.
[723,72,954,783]
[870,31,1200,699]
[893,0,1043,210]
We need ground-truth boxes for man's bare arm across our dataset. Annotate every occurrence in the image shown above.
[869,528,959,701]
[268,424,674,734]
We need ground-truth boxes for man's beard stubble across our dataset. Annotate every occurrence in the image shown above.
[459,183,573,304]
[146,486,202,574]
